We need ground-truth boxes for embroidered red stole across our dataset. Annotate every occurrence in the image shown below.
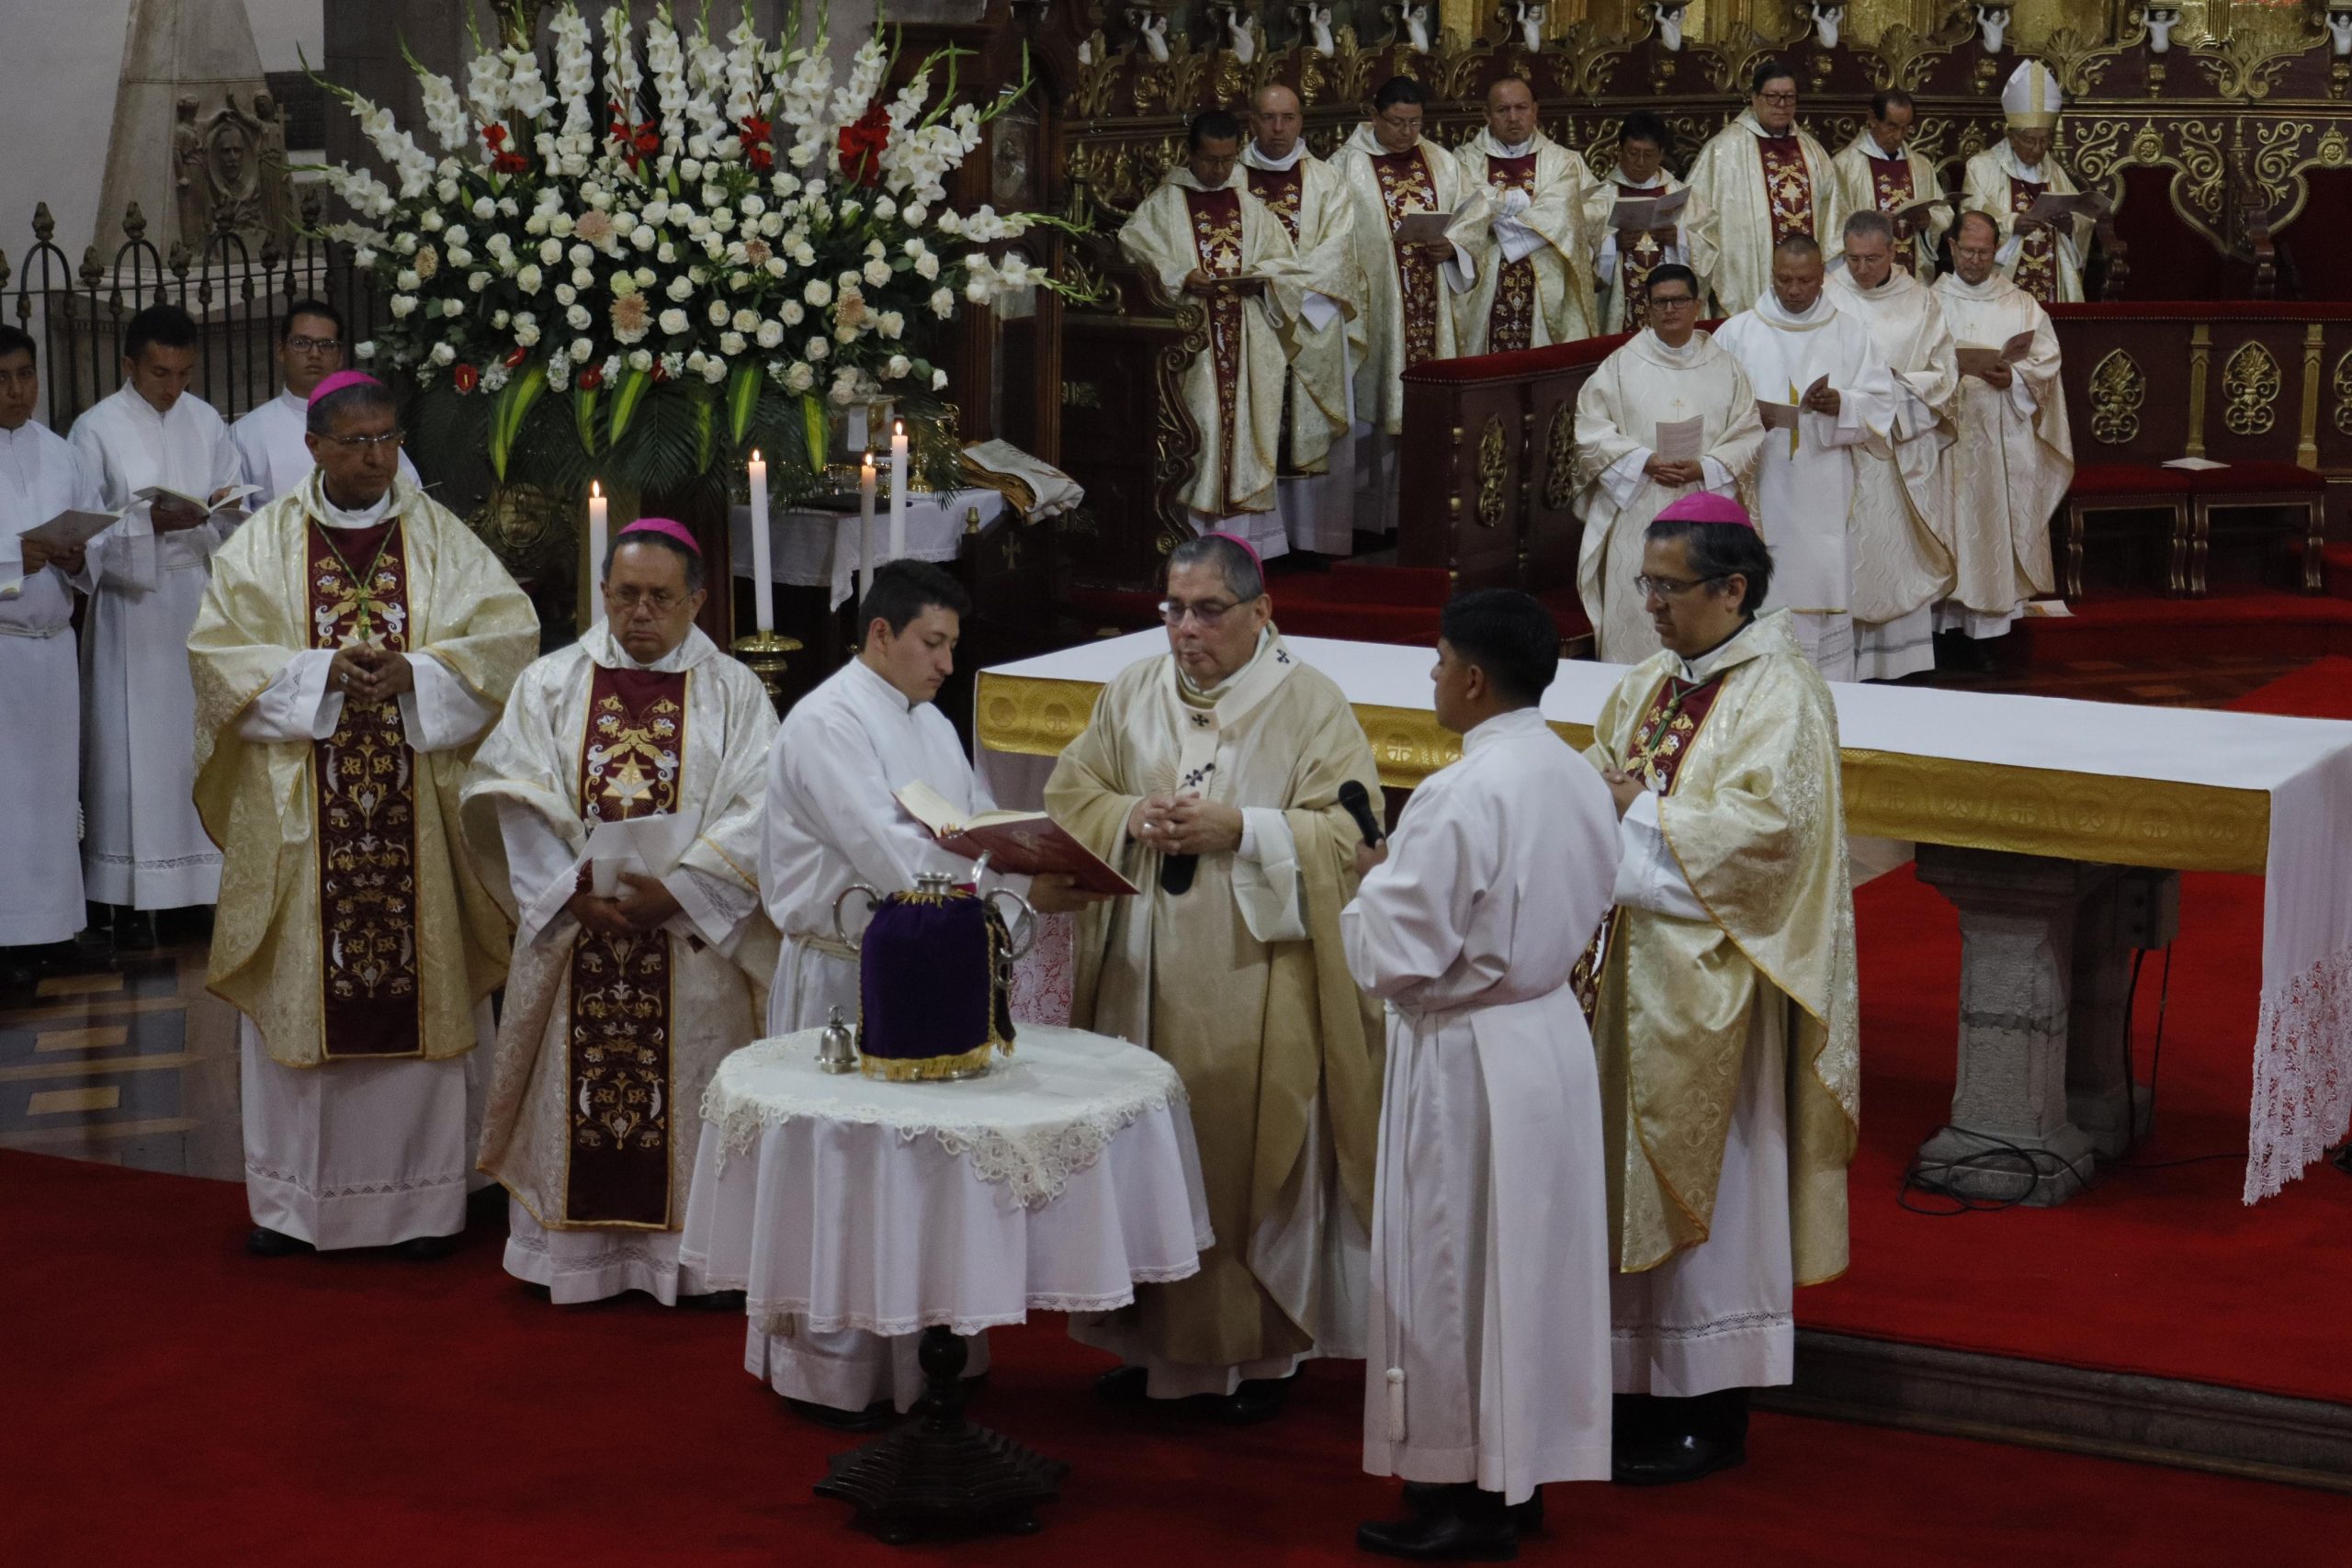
[1611,178,1668,331]
[1373,149,1443,368]
[1245,164,1305,242]
[1570,668,1730,1022]
[309,519,422,1060]
[2007,175,2058,303]
[1483,153,1542,353]
[564,664,689,1227]
[1756,135,1815,247]
[1185,186,1249,512]
[1868,154,1918,273]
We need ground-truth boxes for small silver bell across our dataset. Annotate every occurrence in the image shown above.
[817,1006,858,1075]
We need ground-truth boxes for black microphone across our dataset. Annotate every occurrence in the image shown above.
[1338,780,1385,848]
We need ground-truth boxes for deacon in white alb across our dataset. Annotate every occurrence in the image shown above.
[756,559,1098,1425]
[0,326,103,985]
[70,303,246,940]
[466,520,777,1306]
[1712,234,1897,681]
[231,299,419,506]
[1346,590,1621,1562]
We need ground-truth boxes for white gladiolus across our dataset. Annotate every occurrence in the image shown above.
[863,259,891,287]
[658,307,689,334]
[756,320,784,348]
[660,352,684,378]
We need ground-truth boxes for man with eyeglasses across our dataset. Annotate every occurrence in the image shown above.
[1333,74,1491,537]
[1450,74,1599,355]
[190,370,537,1261]
[231,299,419,506]
[464,519,776,1309]
[1687,60,1847,317]
[69,302,247,950]
[1572,263,1764,665]
[1964,62,2090,304]
[1583,492,1857,1489]
[1587,111,1719,334]
[1932,209,2073,653]
[1046,533,1385,1426]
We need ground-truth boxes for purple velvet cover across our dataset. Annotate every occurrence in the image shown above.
[857,893,1016,1059]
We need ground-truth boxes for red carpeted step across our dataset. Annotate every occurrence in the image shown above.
[2007,587,2352,663]
[2325,541,2352,601]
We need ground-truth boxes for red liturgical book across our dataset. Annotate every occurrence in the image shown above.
[896,782,1140,897]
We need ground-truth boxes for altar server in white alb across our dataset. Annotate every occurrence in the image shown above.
[465,521,776,1306]
[756,559,1098,1424]
[1451,75,1598,355]
[1345,590,1621,1562]
[0,326,103,987]
[70,303,245,947]
[232,299,419,506]
[1932,209,2073,645]
[1713,233,1897,681]
[189,372,538,1258]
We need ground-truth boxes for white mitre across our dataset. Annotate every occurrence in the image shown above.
[2000,60,2063,130]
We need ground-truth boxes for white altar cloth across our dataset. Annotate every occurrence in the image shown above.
[680,1023,1215,1336]
[729,489,1006,609]
[975,631,2352,1204]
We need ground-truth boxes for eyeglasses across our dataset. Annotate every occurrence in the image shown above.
[1634,573,1726,599]
[1159,595,1256,627]
[1649,294,1698,310]
[288,336,342,354]
[320,427,404,450]
[1376,111,1423,131]
[1758,91,1798,106]
[609,587,688,613]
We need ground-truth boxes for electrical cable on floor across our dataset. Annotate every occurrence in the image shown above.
[2105,943,2246,1172]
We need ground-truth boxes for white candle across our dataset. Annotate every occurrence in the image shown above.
[888,420,909,562]
[747,448,774,634]
[587,480,607,627]
[859,452,878,608]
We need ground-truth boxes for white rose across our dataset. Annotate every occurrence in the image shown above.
[804,279,832,308]
[356,340,377,360]
[658,307,689,334]
[718,331,746,357]
[886,354,911,379]
[729,308,756,333]
[469,271,491,293]
[875,197,897,220]
[514,321,542,347]
[741,194,764,217]
[764,255,788,277]
[443,298,464,317]
[628,348,654,371]
[571,267,595,289]
[567,303,593,330]
[684,351,707,375]
[681,156,704,180]
[806,336,831,361]
[656,242,676,265]
[498,197,518,218]
[634,266,657,290]
[429,341,455,365]
[711,209,734,231]
[707,299,729,327]
[447,246,473,268]
[354,246,378,267]
[666,275,695,302]
[555,283,577,306]
[964,275,993,303]
[632,226,657,252]
[516,265,543,293]
[761,211,784,238]
[784,361,816,392]
[538,237,563,265]
[396,268,421,291]
[877,311,904,340]
[780,300,805,326]
[903,203,927,228]
[471,197,495,220]
[551,213,575,238]
[863,258,891,288]
[840,199,862,220]
[865,239,887,260]
[643,200,671,226]
[932,368,948,390]
[611,269,638,293]
[687,217,712,239]
[390,295,417,319]
[525,214,548,237]
[930,287,955,318]
[436,178,459,205]
[756,320,784,348]
[915,252,939,281]
[791,242,816,267]
[571,336,593,360]
[570,243,594,267]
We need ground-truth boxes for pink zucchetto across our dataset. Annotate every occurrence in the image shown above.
[618,517,702,555]
[306,369,384,406]
[1654,492,1757,530]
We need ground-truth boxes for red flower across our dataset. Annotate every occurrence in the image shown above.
[837,102,889,188]
[577,363,605,391]
[609,101,662,171]
[452,363,480,394]
[503,345,530,369]
[481,122,530,175]
[741,115,775,173]
[649,361,670,384]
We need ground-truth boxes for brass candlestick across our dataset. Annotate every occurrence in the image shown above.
[733,627,802,707]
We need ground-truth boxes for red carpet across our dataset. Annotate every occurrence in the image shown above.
[1804,657,2352,1401]
[5,1149,2348,1566]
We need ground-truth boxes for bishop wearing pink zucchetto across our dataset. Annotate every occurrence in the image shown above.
[1579,484,1860,1489]
[189,367,539,1262]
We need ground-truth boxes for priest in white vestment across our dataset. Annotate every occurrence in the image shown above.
[1333,75,1490,537]
[70,304,246,938]
[465,521,777,1306]
[1932,210,2072,643]
[1574,264,1766,667]
[1047,533,1385,1422]
[755,559,1097,1424]
[231,299,419,506]
[1826,211,1960,681]
[1686,62,1848,317]
[1587,111,1720,335]
[1119,109,1304,559]
[189,373,538,1257]
[1242,85,1365,557]
[1713,234,1898,682]
[1830,90,1952,281]
[1583,498,1858,1485]
[1346,590,1621,1560]
[1963,62,2092,305]
[0,326,103,983]
[1451,75,1598,355]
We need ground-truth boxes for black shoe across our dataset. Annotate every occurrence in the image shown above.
[0,949,37,992]
[1095,1364,1150,1405]
[111,908,156,952]
[1205,1371,1295,1426]
[1611,1428,1747,1485]
[393,1233,461,1260]
[1358,1487,1518,1562]
[1402,1483,1543,1535]
[784,1396,899,1431]
[246,1226,313,1258]
[681,1288,747,1313]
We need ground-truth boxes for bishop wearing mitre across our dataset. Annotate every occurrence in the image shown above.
[464,520,777,1306]
[1830,90,1952,281]
[1241,85,1365,557]
[1047,533,1385,1424]
[1713,234,1899,682]
[1687,62,1848,317]
[1964,62,2091,305]
[189,371,538,1258]
[1333,74,1489,537]
[1121,108,1303,560]
[1588,111,1720,334]
[1826,210,1960,681]
[1574,264,1766,666]
[1932,209,2074,644]
[1452,75,1598,355]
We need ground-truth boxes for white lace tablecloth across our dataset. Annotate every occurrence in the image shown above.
[679,1024,1213,1336]
[728,489,1005,609]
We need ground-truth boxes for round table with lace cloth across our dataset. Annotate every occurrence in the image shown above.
[679,1022,1214,1540]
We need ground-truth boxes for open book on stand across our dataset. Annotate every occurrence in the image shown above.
[897,781,1139,896]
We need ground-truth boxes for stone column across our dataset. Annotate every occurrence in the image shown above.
[2064,866,2177,1157]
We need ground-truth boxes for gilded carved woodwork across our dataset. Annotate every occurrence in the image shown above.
[1476,413,1509,526]
[1542,400,1578,510]
[2299,322,2324,468]
[2087,347,2146,444]
[2330,347,2352,436]
[2221,338,2282,436]
[2187,323,2212,457]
